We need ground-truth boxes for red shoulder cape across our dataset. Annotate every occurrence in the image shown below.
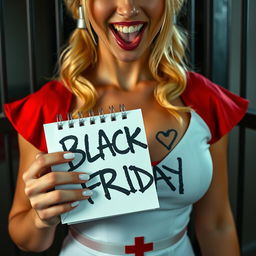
[182,72,249,144]
[4,72,249,152]
[4,80,72,152]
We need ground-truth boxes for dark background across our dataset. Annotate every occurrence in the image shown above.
[0,0,255,255]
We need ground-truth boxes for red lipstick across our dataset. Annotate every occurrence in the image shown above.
[109,22,147,51]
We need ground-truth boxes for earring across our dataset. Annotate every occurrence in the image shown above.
[77,6,86,29]
[173,15,177,25]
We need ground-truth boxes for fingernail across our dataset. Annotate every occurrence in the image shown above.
[63,153,75,159]
[82,190,93,197]
[79,174,90,181]
[71,201,80,207]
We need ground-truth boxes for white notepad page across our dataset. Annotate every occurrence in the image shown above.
[43,109,159,224]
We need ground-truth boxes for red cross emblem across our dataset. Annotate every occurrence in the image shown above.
[125,237,153,256]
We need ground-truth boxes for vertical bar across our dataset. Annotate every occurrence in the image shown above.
[55,0,64,55]
[204,0,213,79]
[187,0,196,69]
[211,0,229,87]
[4,135,15,197]
[0,0,8,109]
[26,0,37,93]
[236,0,249,245]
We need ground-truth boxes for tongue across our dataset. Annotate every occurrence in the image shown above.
[118,31,140,43]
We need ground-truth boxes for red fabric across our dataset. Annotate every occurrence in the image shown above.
[125,237,153,256]
[151,161,161,166]
[4,72,249,152]
[182,72,249,144]
[4,80,72,152]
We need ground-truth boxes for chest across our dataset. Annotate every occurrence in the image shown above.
[153,111,213,208]
[87,89,190,162]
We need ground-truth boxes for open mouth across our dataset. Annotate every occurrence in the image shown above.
[109,22,147,51]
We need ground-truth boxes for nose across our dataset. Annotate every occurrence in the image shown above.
[116,0,140,18]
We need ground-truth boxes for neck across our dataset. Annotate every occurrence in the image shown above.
[89,42,154,90]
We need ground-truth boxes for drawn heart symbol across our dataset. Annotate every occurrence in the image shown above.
[156,129,178,150]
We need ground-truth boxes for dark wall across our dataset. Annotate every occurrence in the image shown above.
[0,0,255,255]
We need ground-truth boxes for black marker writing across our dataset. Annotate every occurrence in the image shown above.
[124,126,148,153]
[153,157,184,194]
[59,126,148,168]
[156,129,178,151]
[81,164,154,204]
[59,135,86,172]
[129,165,154,193]
[84,134,101,163]
[112,129,130,155]
[123,165,137,194]
[153,165,176,191]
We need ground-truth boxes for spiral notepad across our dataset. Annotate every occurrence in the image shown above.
[43,107,159,224]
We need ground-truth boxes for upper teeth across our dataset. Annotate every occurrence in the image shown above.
[113,24,143,33]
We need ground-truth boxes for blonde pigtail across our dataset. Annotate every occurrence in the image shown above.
[59,27,98,117]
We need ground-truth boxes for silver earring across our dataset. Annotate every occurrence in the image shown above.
[173,15,177,25]
[77,6,86,29]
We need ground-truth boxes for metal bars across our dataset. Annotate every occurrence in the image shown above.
[55,0,64,54]
[0,0,8,110]
[26,0,37,93]
[0,0,255,255]
[204,0,213,79]
[187,0,196,68]
[237,0,249,244]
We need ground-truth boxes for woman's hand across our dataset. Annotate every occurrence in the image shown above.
[22,151,91,228]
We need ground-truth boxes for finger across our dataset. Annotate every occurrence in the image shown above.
[24,172,90,196]
[36,202,80,225]
[23,152,75,181]
[30,189,93,210]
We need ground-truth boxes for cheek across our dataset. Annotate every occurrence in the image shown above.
[142,0,165,35]
[87,0,113,31]
[89,0,112,22]
[144,0,165,36]
[92,1,108,17]
[143,0,165,19]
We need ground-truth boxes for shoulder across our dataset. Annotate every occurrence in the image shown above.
[183,71,240,102]
[4,80,72,151]
[182,72,249,144]
[5,80,71,114]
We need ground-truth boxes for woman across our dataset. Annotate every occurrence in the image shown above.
[5,0,248,255]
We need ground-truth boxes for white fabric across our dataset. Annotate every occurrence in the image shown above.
[59,111,212,255]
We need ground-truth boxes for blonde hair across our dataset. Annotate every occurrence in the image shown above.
[59,0,190,122]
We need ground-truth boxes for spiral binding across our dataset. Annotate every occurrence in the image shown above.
[88,110,95,125]
[78,112,85,126]
[56,104,128,130]
[109,105,116,121]
[98,108,106,123]
[56,114,63,130]
[67,113,74,128]
[120,104,127,119]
